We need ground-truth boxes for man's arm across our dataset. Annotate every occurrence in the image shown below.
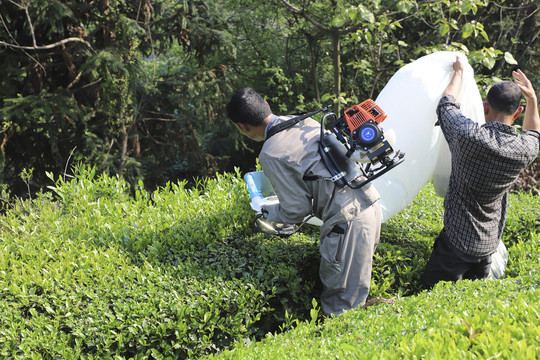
[259,157,313,225]
[436,56,468,146]
[513,69,540,132]
[442,56,465,98]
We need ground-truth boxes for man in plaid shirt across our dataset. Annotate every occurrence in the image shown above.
[421,57,540,289]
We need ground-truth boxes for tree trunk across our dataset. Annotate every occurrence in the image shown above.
[332,30,341,114]
[118,123,128,176]
[306,34,321,104]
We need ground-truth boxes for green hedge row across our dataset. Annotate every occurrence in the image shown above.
[212,181,540,359]
[213,273,540,359]
[0,165,322,358]
[0,164,538,358]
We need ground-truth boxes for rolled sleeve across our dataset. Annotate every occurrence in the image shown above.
[437,95,479,148]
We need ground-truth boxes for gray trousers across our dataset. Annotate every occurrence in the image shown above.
[319,202,381,316]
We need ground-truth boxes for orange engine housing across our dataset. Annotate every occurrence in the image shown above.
[343,99,387,132]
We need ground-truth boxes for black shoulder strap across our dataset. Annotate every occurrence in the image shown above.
[265,105,332,140]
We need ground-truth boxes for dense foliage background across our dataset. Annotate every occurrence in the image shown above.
[1,0,538,197]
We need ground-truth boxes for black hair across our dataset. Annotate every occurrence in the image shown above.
[226,88,271,125]
[486,81,522,115]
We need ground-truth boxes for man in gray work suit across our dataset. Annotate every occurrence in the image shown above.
[227,88,381,316]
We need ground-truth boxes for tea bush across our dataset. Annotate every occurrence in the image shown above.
[213,273,540,359]
[212,182,540,360]
[0,165,538,359]
[0,165,321,358]
[371,184,444,297]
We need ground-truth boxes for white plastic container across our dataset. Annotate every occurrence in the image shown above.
[244,171,323,226]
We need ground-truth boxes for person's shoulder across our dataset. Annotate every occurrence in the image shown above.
[259,144,279,164]
[520,129,540,154]
[522,129,540,139]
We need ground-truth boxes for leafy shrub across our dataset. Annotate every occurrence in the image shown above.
[0,165,320,358]
[212,274,540,359]
[211,181,540,359]
[503,191,540,278]
[371,184,444,297]
[0,262,269,358]
[1,165,538,358]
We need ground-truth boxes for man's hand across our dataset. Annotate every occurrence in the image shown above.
[513,69,540,132]
[513,69,537,102]
[452,56,465,74]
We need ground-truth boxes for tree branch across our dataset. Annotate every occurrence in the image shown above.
[23,2,37,48]
[278,0,403,35]
[0,11,45,72]
[2,1,92,52]
[277,0,331,31]
[338,0,402,34]
[0,37,92,51]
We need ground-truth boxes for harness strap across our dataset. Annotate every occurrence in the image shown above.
[302,174,319,181]
[265,105,332,140]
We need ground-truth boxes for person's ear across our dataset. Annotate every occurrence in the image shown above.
[513,106,524,120]
[236,123,248,132]
[483,101,489,115]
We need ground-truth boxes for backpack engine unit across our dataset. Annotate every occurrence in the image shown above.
[319,99,404,189]
[253,100,404,235]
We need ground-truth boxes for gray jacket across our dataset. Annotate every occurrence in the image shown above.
[260,116,380,239]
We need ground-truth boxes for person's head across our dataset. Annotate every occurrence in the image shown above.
[227,88,272,141]
[484,81,523,123]
[227,88,272,126]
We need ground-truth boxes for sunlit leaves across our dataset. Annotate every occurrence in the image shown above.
[331,14,346,28]
[1,164,538,358]
[504,52,518,65]
[470,47,503,69]
[332,4,374,28]
[461,21,488,41]
[397,0,415,14]
[439,23,450,37]
[462,22,474,39]
[217,272,540,359]
[356,4,375,24]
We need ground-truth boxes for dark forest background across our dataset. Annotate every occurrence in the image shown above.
[1,0,538,197]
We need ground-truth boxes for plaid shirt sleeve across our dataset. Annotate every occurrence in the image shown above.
[523,129,540,145]
[436,95,480,148]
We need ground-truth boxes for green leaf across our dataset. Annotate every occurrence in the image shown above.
[439,23,450,37]
[331,14,346,27]
[482,56,496,69]
[347,9,357,21]
[504,52,518,65]
[462,23,474,39]
[340,343,358,352]
[358,5,375,23]
[480,29,489,41]
[365,32,373,44]
[460,0,472,14]
[397,0,413,14]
